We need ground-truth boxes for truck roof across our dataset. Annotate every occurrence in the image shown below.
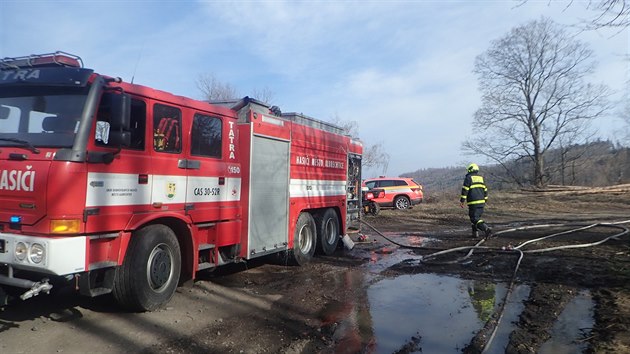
[210,97,347,136]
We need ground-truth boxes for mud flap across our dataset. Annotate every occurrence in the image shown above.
[78,268,115,297]
[341,234,355,250]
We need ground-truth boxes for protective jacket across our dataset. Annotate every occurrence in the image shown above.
[460,172,488,206]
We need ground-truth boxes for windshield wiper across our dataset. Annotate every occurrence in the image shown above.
[0,138,40,154]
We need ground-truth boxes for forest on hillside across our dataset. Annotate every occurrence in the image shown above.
[402,141,630,196]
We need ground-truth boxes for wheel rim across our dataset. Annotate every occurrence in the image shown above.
[396,198,409,209]
[324,219,337,245]
[146,243,174,292]
[298,223,314,253]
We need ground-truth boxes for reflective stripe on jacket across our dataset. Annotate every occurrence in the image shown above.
[460,172,488,205]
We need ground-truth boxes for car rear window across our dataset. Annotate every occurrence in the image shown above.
[394,180,407,186]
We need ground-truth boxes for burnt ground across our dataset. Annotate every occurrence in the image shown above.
[0,188,629,353]
[367,188,630,353]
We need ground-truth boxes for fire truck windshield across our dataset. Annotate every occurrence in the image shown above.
[0,86,88,148]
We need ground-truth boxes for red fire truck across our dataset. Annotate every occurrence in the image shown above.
[0,52,363,311]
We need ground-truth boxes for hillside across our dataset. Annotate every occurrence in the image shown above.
[402,141,630,196]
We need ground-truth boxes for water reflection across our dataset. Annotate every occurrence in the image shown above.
[318,270,375,353]
[367,274,488,353]
[467,280,496,323]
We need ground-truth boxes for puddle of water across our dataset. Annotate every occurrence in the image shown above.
[366,250,412,271]
[318,271,376,353]
[397,232,438,246]
[367,274,497,353]
[484,284,531,354]
[361,232,439,273]
[538,290,594,354]
[341,233,595,353]
[381,232,439,247]
[321,271,536,353]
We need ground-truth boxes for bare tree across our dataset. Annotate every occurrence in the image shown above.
[621,100,630,145]
[329,114,390,175]
[584,0,630,29]
[329,113,359,137]
[465,17,610,187]
[197,73,239,101]
[197,73,276,106]
[251,86,275,105]
[362,143,390,175]
[517,0,630,29]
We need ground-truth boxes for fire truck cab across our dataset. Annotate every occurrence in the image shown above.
[0,52,363,311]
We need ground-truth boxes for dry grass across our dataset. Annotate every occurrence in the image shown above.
[367,187,630,232]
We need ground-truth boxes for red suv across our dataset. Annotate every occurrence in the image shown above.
[362,177,423,210]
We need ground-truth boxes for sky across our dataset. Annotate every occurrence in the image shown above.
[1,0,628,177]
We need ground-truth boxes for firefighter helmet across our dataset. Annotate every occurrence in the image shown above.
[467,163,479,173]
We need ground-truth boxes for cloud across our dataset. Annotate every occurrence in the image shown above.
[1,0,627,176]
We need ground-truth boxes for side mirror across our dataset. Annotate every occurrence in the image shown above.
[106,93,131,131]
[108,131,131,147]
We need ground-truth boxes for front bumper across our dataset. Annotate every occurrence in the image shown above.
[0,232,87,276]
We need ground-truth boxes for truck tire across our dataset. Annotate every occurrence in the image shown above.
[394,196,411,210]
[316,208,340,256]
[113,224,181,312]
[289,212,317,265]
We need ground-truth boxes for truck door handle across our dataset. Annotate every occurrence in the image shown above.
[177,159,200,169]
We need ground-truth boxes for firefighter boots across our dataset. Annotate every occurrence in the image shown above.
[471,225,478,238]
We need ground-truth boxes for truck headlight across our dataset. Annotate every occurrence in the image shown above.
[15,242,27,261]
[29,243,46,264]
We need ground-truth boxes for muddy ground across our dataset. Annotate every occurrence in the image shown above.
[1,188,629,353]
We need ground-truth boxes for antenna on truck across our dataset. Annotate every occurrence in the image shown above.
[131,45,144,84]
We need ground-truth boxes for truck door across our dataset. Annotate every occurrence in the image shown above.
[150,103,186,210]
[183,113,240,223]
[85,97,152,233]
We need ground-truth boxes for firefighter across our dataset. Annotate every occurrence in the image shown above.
[460,163,493,238]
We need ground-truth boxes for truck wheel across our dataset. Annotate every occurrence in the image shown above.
[394,196,410,210]
[316,209,340,256]
[289,212,317,265]
[113,224,181,312]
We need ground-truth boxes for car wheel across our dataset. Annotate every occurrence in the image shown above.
[316,208,340,256]
[394,196,410,210]
[113,224,181,312]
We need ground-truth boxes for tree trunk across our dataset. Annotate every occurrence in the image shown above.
[532,124,545,187]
